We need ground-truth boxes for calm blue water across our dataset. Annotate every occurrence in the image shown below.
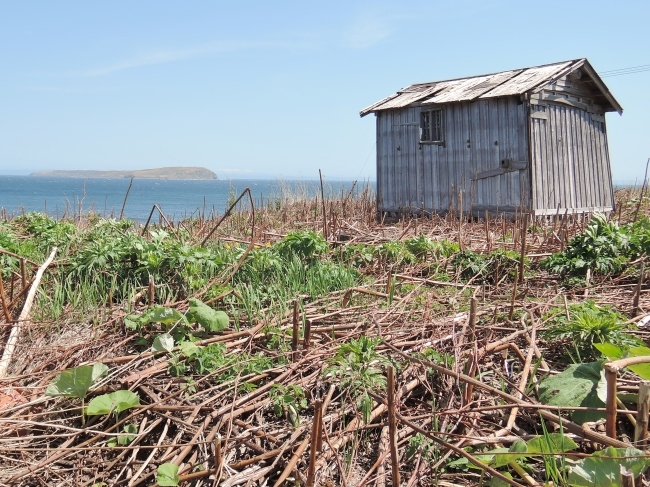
[0,176,371,222]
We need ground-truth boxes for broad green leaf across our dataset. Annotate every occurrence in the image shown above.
[86,390,140,416]
[594,344,650,379]
[538,361,606,424]
[46,363,109,399]
[178,340,199,358]
[107,423,138,447]
[446,456,469,468]
[157,463,180,486]
[594,343,626,360]
[144,306,188,326]
[616,447,650,477]
[152,333,174,353]
[119,423,138,445]
[488,472,513,487]
[526,433,578,454]
[629,346,650,356]
[186,298,228,332]
[125,307,188,331]
[124,315,140,331]
[626,347,650,380]
[473,447,509,466]
[568,447,650,487]
[618,392,639,404]
[493,440,527,468]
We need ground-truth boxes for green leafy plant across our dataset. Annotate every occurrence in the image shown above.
[324,336,390,423]
[542,213,630,277]
[46,363,109,423]
[156,463,180,486]
[543,301,641,362]
[436,239,461,257]
[341,243,376,267]
[538,360,607,424]
[46,363,109,400]
[490,433,577,468]
[275,230,327,264]
[191,343,228,375]
[124,306,189,333]
[376,241,415,267]
[152,333,175,353]
[86,390,140,417]
[449,433,577,485]
[452,249,522,284]
[269,384,308,426]
[125,301,228,344]
[595,343,650,379]
[169,341,275,386]
[627,217,650,257]
[186,298,229,332]
[567,446,650,487]
[404,235,437,259]
[107,423,138,447]
[15,212,77,252]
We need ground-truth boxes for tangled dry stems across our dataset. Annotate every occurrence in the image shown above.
[0,187,649,486]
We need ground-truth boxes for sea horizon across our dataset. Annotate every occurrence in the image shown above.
[0,176,374,223]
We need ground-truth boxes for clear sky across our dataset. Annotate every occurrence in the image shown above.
[0,0,648,182]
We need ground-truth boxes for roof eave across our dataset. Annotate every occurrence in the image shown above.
[530,58,623,114]
[580,62,624,115]
[359,93,401,117]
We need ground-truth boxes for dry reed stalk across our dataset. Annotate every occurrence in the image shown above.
[3,189,650,486]
[0,247,57,378]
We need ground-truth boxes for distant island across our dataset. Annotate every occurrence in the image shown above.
[30,166,218,180]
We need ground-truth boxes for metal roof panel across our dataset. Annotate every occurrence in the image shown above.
[360,59,621,116]
[479,61,574,98]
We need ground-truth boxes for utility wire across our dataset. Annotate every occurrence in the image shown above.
[600,63,650,77]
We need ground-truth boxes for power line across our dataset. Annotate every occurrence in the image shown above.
[600,64,650,77]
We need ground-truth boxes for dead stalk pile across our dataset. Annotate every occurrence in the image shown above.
[0,186,649,486]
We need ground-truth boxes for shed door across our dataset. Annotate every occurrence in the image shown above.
[529,104,549,212]
[394,116,422,213]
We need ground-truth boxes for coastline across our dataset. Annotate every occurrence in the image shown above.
[29,166,218,180]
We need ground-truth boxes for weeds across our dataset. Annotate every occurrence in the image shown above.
[269,384,307,426]
[275,230,327,264]
[452,248,522,284]
[543,301,641,362]
[324,336,390,423]
[542,213,631,277]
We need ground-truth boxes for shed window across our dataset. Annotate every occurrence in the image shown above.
[420,109,444,143]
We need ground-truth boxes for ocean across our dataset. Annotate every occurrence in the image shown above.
[0,176,371,223]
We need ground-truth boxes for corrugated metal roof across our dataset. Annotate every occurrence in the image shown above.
[360,59,622,116]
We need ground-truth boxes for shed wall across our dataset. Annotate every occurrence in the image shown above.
[376,97,530,216]
[529,103,614,215]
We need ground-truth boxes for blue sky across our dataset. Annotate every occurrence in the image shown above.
[0,0,648,182]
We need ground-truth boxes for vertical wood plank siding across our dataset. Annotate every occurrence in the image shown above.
[376,98,529,216]
[529,104,614,215]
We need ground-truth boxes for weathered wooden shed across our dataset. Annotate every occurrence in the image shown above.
[360,59,622,218]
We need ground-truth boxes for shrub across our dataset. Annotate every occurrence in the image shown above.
[543,300,642,362]
[275,230,327,264]
[541,213,630,277]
